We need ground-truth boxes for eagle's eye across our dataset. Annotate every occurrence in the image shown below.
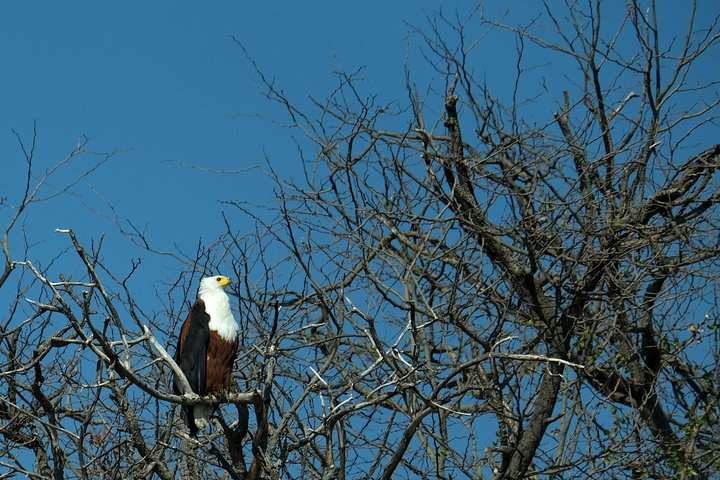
[216,277,222,282]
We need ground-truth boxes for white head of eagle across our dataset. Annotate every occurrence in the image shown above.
[173,275,239,436]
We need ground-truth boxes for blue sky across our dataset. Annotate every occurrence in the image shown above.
[1,1,530,295]
[1,2,502,282]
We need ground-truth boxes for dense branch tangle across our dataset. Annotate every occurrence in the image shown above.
[1,230,266,479]
[222,2,719,479]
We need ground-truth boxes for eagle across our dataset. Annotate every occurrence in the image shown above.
[173,275,239,436]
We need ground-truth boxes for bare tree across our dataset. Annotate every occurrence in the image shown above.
[0,126,263,479]
[1,1,718,479]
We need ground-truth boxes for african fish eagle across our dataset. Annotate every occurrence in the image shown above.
[173,275,239,436]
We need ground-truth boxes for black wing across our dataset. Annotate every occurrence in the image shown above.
[172,299,210,435]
